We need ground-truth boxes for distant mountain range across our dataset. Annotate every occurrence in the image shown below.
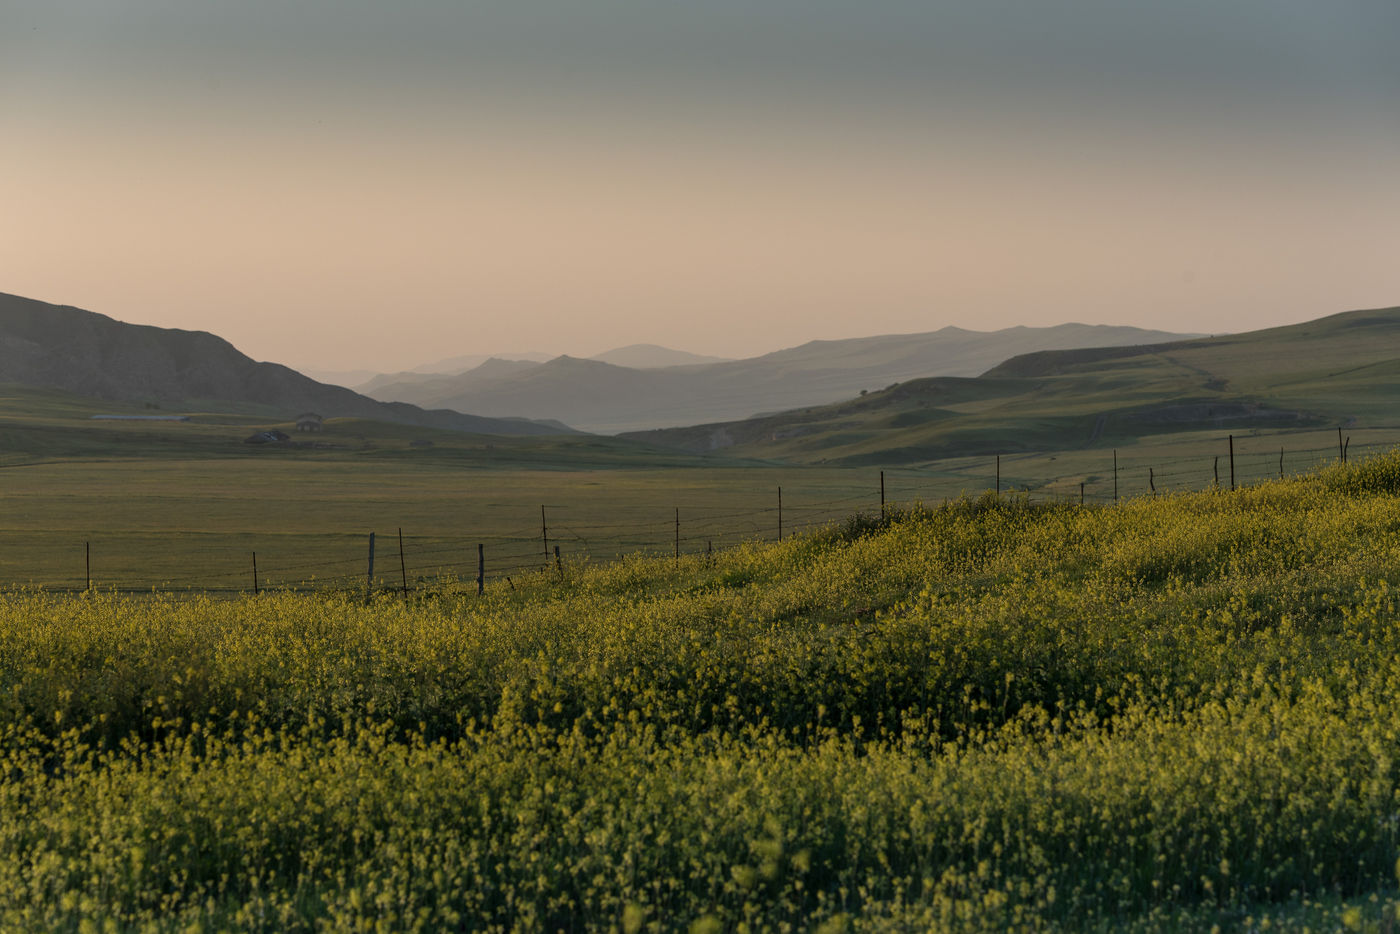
[619,305,1400,465]
[358,324,1197,433]
[0,292,569,436]
[588,344,732,368]
[348,343,729,397]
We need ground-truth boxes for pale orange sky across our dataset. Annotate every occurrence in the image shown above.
[4,2,1398,373]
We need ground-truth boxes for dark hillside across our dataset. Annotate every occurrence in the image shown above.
[0,292,569,435]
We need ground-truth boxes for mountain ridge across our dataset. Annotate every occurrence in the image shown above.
[360,323,1198,433]
[0,292,570,436]
[619,304,1400,465]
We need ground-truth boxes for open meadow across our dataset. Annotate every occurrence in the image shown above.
[7,450,1400,929]
[3,385,1397,595]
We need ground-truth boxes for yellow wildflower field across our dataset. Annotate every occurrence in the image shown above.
[6,454,1400,930]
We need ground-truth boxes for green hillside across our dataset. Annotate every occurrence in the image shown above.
[8,456,1400,929]
[623,305,1400,465]
[988,305,1400,421]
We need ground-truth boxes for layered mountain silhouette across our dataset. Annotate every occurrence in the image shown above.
[588,344,731,368]
[361,324,1196,433]
[619,304,1400,465]
[353,344,725,397]
[0,292,568,435]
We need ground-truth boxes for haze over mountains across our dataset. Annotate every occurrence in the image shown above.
[359,324,1196,433]
[7,287,1395,471]
[621,305,1400,465]
[0,292,567,436]
[588,344,732,368]
[351,344,726,398]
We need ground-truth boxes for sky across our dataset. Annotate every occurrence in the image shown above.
[3,1,1399,374]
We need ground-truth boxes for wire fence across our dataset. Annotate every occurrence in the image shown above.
[7,427,1392,597]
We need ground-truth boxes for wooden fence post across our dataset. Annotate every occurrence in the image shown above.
[85,541,90,592]
[1339,427,1345,462]
[366,532,376,600]
[554,544,562,580]
[1149,468,1155,496]
[996,456,1000,498]
[1113,450,1118,504]
[675,507,680,563]
[477,543,484,596]
[1229,434,1236,490]
[398,527,408,599]
[880,470,886,516]
[777,487,783,541]
[1079,482,1084,506]
[252,551,259,595]
[1214,456,1219,489]
[541,506,549,564]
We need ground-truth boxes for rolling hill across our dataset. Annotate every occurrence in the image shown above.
[620,305,1400,465]
[359,323,1196,433]
[0,292,570,436]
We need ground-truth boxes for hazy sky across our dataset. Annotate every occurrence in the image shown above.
[4,2,1398,373]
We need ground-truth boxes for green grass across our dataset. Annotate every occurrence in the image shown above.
[0,457,898,590]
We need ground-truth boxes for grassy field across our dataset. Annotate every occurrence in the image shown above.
[8,453,1400,929]
[0,456,896,590]
[3,384,1399,592]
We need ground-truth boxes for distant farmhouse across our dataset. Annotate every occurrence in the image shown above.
[295,413,323,432]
